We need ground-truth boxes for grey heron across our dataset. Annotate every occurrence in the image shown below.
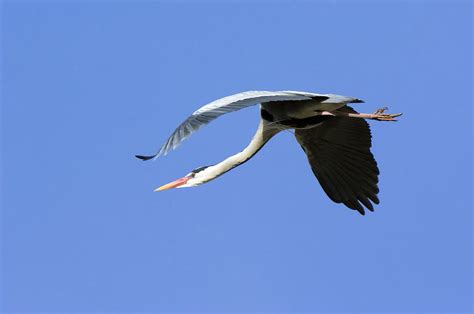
[136,91,401,215]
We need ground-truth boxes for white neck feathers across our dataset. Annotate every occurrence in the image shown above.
[194,120,279,185]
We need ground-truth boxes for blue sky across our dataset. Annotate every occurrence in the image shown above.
[1,1,472,313]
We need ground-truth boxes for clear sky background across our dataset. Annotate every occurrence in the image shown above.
[1,1,472,313]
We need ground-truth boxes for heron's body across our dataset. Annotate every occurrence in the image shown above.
[137,90,401,215]
[262,97,348,122]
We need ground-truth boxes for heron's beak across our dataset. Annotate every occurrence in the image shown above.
[154,176,190,192]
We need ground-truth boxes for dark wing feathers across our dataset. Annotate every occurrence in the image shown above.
[295,106,380,214]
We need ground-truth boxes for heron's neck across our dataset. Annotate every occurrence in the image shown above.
[197,120,279,184]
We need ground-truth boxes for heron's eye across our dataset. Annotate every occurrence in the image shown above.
[191,165,210,174]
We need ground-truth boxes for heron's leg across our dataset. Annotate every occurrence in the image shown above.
[321,108,403,121]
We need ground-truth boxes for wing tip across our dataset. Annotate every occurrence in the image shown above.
[135,154,156,161]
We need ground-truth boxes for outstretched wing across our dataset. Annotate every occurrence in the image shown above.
[294,106,380,215]
[137,91,324,160]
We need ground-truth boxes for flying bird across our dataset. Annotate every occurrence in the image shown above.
[136,91,401,215]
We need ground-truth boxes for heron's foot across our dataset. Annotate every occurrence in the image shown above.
[371,107,402,121]
[374,107,388,115]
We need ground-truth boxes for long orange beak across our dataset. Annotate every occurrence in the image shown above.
[154,176,191,192]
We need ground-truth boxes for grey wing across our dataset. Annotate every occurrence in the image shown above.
[294,106,380,215]
[137,91,320,160]
[282,91,364,104]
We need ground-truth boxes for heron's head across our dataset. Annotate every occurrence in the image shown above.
[154,165,214,191]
